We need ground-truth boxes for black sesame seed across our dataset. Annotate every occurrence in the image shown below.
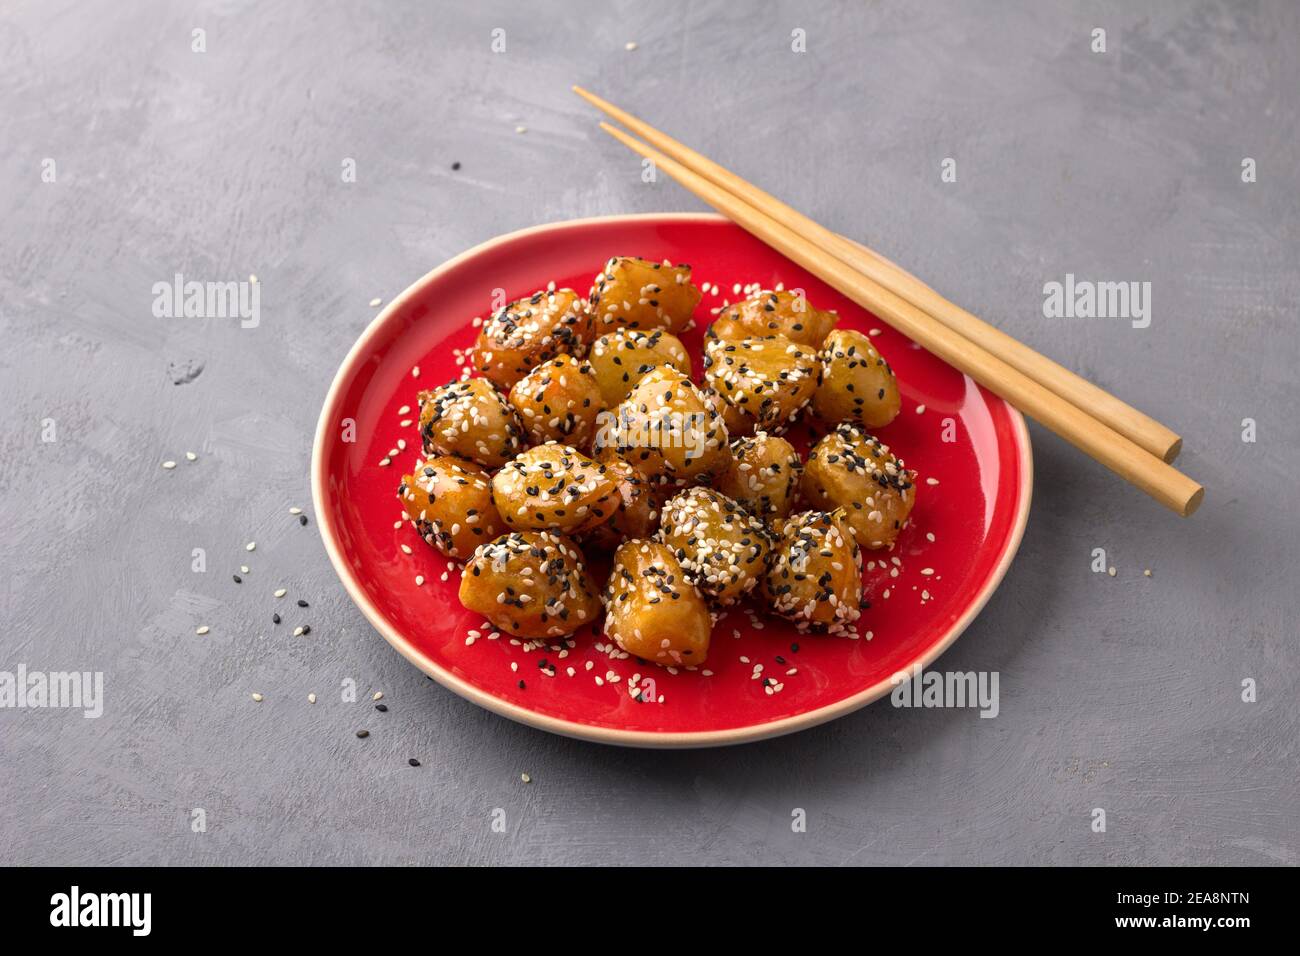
[297,599,309,607]
[232,574,242,584]
[298,514,309,526]
[272,613,281,624]
[409,758,422,767]
[300,625,311,635]
[451,161,461,171]
[355,730,370,738]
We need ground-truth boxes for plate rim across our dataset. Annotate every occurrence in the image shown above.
[311,212,1034,749]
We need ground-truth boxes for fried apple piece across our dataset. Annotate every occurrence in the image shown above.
[711,289,837,348]
[763,510,863,634]
[801,423,917,550]
[508,354,604,449]
[716,432,803,521]
[473,288,594,389]
[490,443,619,534]
[459,531,600,639]
[418,378,525,468]
[398,456,505,559]
[701,383,753,439]
[659,488,773,605]
[581,452,660,550]
[586,327,692,407]
[588,256,701,333]
[812,328,901,428]
[702,333,820,434]
[603,539,712,667]
[597,365,730,488]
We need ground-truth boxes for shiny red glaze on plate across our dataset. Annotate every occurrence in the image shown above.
[312,214,1032,747]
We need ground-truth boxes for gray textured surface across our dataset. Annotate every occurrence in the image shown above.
[1,0,1296,866]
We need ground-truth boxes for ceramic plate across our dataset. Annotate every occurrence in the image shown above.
[312,213,1032,747]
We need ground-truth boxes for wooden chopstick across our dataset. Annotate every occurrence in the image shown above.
[573,85,1183,465]
[594,120,1204,517]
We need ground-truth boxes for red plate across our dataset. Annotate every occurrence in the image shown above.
[312,213,1032,747]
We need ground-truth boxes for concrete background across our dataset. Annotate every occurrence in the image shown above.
[1,0,1295,865]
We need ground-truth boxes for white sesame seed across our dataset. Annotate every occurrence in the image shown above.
[274,588,287,598]
[521,772,531,783]
[245,542,256,552]
[251,692,263,702]
[195,626,210,635]
[289,507,302,515]
[185,451,198,461]
[625,40,638,50]
[369,297,382,307]
[161,460,177,470]
[307,693,317,704]
[293,626,304,636]
[373,692,383,701]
